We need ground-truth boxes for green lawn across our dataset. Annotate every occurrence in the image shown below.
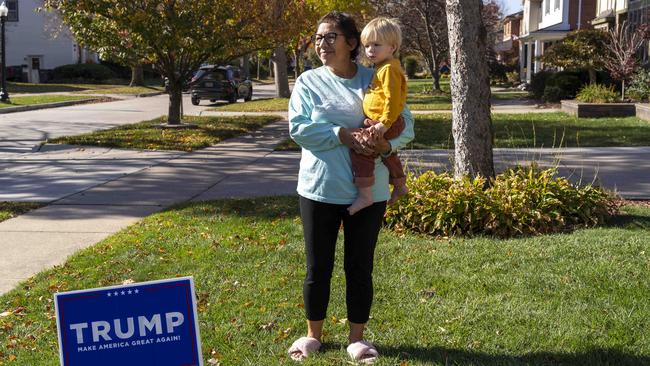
[49,115,283,151]
[1,197,649,365]
[276,112,650,151]
[410,113,650,149]
[0,202,43,223]
[407,94,453,110]
[209,98,289,112]
[78,85,164,95]
[8,81,163,94]
[0,95,95,108]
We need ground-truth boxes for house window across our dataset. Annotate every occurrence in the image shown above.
[545,0,551,14]
[6,0,18,22]
[554,0,560,10]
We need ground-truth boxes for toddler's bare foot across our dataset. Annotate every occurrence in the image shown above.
[388,184,409,205]
[349,186,374,215]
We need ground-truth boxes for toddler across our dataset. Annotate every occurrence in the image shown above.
[348,17,408,215]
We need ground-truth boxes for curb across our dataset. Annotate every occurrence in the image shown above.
[0,98,100,114]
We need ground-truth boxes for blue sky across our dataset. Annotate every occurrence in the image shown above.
[502,0,523,16]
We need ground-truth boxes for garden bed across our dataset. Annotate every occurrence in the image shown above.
[561,100,636,118]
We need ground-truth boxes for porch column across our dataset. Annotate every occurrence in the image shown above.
[526,41,533,83]
[519,42,525,81]
[534,40,542,75]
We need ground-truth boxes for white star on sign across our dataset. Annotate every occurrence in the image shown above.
[134,289,139,294]
[128,290,132,294]
[121,291,125,295]
[107,292,112,297]
[114,291,119,296]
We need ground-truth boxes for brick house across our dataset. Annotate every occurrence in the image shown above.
[495,11,523,65]
[519,0,598,82]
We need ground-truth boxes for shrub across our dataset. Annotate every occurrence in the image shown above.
[530,71,552,99]
[547,71,583,98]
[627,68,650,102]
[403,56,418,79]
[543,86,566,102]
[384,166,616,238]
[576,83,619,103]
[506,71,520,84]
[51,63,117,82]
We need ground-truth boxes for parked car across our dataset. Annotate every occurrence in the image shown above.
[190,65,252,105]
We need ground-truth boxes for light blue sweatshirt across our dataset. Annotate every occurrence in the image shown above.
[288,64,415,205]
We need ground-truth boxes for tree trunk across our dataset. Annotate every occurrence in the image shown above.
[432,70,441,92]
[293,49,299,79]
[167,81,183,125]
[588,68,597,84]
[241,55,250,79]
[446,0,495,179]
[621,80,625,101]
[273,46,291,98]
[129,64,145,87]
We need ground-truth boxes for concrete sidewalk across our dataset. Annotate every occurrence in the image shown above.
[0,120,292,294]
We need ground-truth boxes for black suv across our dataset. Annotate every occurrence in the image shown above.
[190,65,252,105]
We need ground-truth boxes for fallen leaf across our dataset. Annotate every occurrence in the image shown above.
[0,311,12,318]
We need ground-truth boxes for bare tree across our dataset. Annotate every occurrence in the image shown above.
[604,21,647,100]
[446,0,495,178]
[371,0,448,92]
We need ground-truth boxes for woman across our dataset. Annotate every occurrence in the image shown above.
[287,11,414,363]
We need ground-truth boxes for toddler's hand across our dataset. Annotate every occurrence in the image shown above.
[363,118,379,127]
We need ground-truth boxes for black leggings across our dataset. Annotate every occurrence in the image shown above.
[299,196,386,324]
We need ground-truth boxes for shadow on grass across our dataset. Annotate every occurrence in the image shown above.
[375,345,650,366]
[604,210,650,230]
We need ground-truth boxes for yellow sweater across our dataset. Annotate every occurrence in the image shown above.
[363,58,407,127]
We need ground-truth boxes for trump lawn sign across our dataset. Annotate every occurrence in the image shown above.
[54,277,203,366]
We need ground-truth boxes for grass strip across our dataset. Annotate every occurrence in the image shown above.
[410,112,650,149]
[48,115,283,151]
[0,202,43,222]
[0,197,649,365]
[79,86,164,95]
[0,95,94,108]
[208,98,289,112]
[8,81,162,94]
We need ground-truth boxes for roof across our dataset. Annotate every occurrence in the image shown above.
[503,11,524,21]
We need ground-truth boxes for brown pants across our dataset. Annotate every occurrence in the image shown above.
[351,116,406,188]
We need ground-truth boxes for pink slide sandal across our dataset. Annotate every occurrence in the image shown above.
[287,336,321,361]
[347,340,379,364]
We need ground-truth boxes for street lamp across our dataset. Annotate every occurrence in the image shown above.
[0,1,9,102]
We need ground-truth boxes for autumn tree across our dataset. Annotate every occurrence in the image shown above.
[269,0,371,98]
[44,0,307,125]
[539,29,609,84]
[446,0,494,178]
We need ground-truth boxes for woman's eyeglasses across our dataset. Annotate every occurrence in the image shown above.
[312,32,342,45]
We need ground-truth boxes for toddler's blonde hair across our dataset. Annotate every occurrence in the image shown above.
[360,17,402,56]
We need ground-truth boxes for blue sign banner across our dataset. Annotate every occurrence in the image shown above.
[54,277,203,366]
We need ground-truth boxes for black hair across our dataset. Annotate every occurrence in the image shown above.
[318,11,361,60]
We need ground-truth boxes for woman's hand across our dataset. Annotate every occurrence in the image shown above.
[339,128,374,155]
[359,134,391,156]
